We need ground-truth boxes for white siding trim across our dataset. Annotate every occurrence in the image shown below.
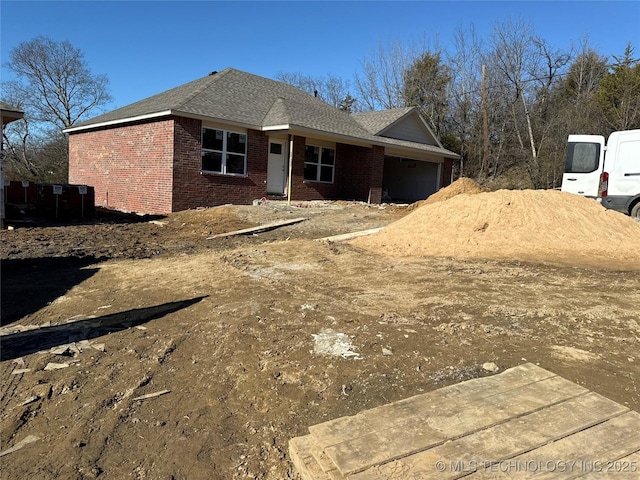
[63,110,173,133]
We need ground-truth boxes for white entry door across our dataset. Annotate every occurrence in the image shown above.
[267,141,287,195]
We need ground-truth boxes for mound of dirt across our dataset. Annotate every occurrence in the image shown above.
[408,177,488,211]
[164,205,250,233]
[352,189,640,269]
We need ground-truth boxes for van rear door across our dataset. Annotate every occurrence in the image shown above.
[605,130,640,197]
[561,135,605,198]
[600,130,640,216]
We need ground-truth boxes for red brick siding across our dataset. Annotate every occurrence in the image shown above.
[171,120,269,210]
[69,117,271,214]
[287,139,383,203]
[68,119,175,214]
[368,145,385,203]
[336,143,384,203]
[69,116,389,213]
[289,136,341,201]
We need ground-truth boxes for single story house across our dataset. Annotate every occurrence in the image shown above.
[64,68,459,215]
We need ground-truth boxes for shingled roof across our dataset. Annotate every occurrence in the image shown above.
[351,108,414,135]
[66,68,458,158]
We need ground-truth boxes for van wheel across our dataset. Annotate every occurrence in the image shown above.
[632,202,640,220]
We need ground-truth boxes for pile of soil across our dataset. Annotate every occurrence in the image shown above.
[352,189,640,269]
[408,177,488,211]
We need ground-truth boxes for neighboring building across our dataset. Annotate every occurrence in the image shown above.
[64,68,459,215]
[1,101,25,227]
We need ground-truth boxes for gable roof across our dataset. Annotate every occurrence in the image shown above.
[65,68,459,159]
[352,108,414,135]
[352,107,442,148]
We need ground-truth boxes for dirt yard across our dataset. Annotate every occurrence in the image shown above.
[1,197,639,479]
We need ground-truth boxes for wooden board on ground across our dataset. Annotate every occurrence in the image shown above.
[289,363,640,479]
[206,217,306,239]
[315,227,383,243]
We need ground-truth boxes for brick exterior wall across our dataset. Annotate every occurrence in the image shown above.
[171,118,269,211]
[68,119,175,214]
[337,143,385,203]
[69,116,271,215]
[290,136,340,201]
[69,115,429,214]
[287,138,384,203]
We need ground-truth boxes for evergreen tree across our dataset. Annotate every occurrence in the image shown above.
[402,51,452,136]
[595,43,640,130]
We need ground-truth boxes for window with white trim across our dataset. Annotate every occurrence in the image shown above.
[201,127,247,175]
[304,145,335,183]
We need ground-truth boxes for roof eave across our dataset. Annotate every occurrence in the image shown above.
[63,109,266,134]
[262,124,291,132]
[259,124,374,147]
[266,124,459,159]
[62,109,460,160]
[63,110,173,133]
[179,111,259,131]
[1,111,24,125]
[381,141,460,160]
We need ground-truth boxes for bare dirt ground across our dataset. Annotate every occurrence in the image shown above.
[1,200,639,479]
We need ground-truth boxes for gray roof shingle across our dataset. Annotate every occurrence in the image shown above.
[351,108,414,135]
[68,68,459,159]
[72,68,368,134]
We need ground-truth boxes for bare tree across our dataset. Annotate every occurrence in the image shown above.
[487,18,570,186]
[353,41,421,111]
[490,19,538,161]
[549,38,609,135]
[275,71,353,110]
[2,36,112,182]
[564,37,608,103]
[1,84,38,178]
[529,37,571,180]
[5,36,112,130]
[447,25,484,176]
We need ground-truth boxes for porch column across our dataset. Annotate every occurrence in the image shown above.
[368,145,385,204]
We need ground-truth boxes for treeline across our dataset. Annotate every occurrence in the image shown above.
[278,19,640,189]
[2,20,639,188]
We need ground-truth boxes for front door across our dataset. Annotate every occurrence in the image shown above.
[267,140,287,195]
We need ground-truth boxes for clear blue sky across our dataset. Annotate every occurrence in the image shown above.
[1,1,639,112]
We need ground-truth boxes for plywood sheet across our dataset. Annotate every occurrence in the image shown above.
[290,364,639,480]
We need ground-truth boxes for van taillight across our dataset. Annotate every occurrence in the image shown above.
[599,172,609,197]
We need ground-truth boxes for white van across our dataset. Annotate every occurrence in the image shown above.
[561,129,640,219]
